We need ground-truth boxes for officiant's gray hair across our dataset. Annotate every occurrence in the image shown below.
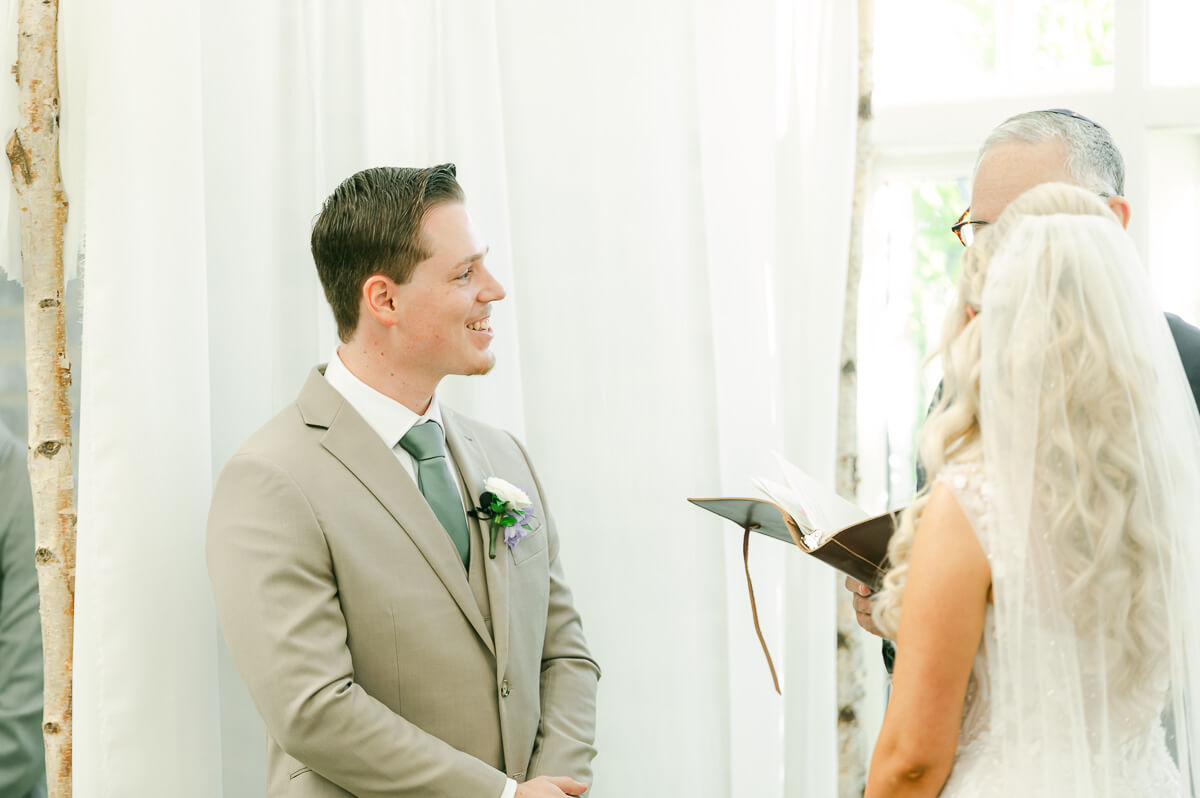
[976,109,1125,197]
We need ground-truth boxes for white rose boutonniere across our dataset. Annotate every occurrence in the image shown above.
[472,476,536,558]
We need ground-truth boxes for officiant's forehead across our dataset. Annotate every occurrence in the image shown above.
[971,139,1074,225]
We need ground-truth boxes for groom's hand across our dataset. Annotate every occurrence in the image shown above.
[517,776,588,797]
[845,576,885,638]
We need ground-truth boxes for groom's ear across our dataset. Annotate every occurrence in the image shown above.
[361,274,401,328]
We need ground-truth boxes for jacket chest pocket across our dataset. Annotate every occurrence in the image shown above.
[510,517,547,565]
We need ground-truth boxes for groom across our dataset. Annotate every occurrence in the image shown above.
[207,164,599,797]
[848,108,1200,647]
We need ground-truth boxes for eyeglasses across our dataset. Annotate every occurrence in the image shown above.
[951,207,989,247]
[952,188,1116,246]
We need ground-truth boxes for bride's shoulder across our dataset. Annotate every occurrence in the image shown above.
[932,460,994,545]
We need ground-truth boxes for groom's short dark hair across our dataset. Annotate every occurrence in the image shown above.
[311,164,465,342]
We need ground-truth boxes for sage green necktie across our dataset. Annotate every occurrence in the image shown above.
[399,420,470,569]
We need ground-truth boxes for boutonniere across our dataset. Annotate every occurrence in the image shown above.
[472,477,536,559]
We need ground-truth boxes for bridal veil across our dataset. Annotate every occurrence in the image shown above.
[972,183,1200,794]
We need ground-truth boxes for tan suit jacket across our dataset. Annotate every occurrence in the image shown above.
[207,368,599,797]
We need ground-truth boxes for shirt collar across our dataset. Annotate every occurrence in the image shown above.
[323,347,444,449]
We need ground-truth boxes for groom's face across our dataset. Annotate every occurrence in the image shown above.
[389,202,506,381]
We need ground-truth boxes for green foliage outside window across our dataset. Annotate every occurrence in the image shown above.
[1036,0,1115,69]
[907,180,969,454]
[952,0,996,72]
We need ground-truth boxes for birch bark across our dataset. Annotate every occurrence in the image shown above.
[7,0,75,795]
[835,0,874,795]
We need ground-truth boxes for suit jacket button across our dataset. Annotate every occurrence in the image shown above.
[500,679,511,698]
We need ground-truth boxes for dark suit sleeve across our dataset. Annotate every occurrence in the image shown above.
[881,381,944,674]
[1165,313,1200,415]
[0,439,45,797]
[508,435,601,784]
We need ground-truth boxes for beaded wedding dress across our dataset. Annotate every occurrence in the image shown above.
[935,464,1184,797]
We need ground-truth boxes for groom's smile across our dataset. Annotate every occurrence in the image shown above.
[467,315,493,334]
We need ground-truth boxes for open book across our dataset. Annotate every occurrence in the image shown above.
[689,454,898,590]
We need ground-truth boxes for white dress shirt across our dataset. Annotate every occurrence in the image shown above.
[323,348,461,486]
[323,349,518,798]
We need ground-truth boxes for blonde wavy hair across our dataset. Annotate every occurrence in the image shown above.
[872,183,1170,713]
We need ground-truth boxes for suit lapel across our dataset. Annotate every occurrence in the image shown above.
[299,369,495,658]
[443,407,509,679]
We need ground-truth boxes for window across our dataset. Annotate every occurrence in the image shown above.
[875,0,1115,107]
[859,172,969,511]
[1147,130,1200,322]
[1149,0,1200,86]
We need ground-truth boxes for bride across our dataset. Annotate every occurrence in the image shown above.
[865,182,1200,796]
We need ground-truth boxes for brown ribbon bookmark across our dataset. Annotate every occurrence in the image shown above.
[743,526,780,694]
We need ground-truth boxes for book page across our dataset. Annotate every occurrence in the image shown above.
[755,453,868,547]
[751,476,832,550]
[751,475,807,522]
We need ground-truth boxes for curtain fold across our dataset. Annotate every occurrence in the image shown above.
[494,2,733,792]
[691,2,789,793]
[776,2,861,795]
[199,3,331,794]
[72,1,223,795]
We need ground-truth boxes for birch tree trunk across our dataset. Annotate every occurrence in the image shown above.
[7,0,75,795]
[835,0,874,795]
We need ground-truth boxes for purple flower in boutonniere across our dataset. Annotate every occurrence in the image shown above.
[473,476,536,559]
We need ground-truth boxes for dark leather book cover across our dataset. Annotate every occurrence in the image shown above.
[688,497,897,589]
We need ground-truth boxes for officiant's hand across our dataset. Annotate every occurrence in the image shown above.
[517,776,588,797]
[846,576,885,638]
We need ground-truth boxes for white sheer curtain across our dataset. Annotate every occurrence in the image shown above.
[66,2,223,796]
[2,1,860,795]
